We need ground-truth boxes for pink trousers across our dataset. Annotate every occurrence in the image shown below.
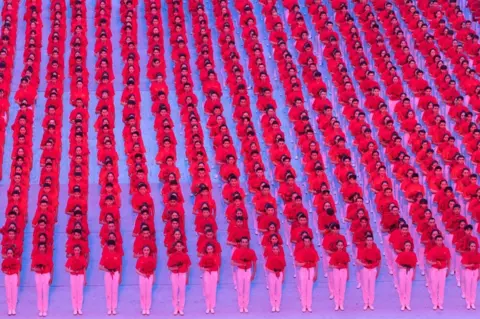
[267,271,283,308]
[383,235,393,272]
[361,268,377,306]
[299,267,314,309]
[231,248,237,288]
[35,273,51,313]
[236,268,251,309]
[414,97,420,107]
[430,267,447,307]
[398,268,413,307]
[323,253,333,295]
[464,269,479,306]
[322,249,330,274]
[392,252,399,287]
[4,274,18,312]
[203,271,218,310]
[446,234,455,271]
[418,244,425,272]
[352,246,362,286]
[454,253,462,283]
[170,272,187,311]
[332,268,347,307]
[425,266,432,295]
[388,100,399,114]
[139,275,153,311]
[104,271,119,311]
[70,274,84,312]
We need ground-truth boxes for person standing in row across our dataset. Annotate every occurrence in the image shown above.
[65,245,88,315]
[31,243,53,317]
[427,235,451,310]
[329,240,350,311]
[99,240,122,315]
[231,237,257,313]
[265,244,286,312]
[167,241,191,316]
[461,241,479,310]
[322,223,347,299]
[357,235,381,310]
[396,241,417,310]
[199,243,221,314]
[294,236,319,312]
[2,248,20,316]
[136,246,157,315]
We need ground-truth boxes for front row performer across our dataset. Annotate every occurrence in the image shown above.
[2,248,20,316]
[462,241,480,310]
[199,243,221,314]
[330,240,350,310]
[65,245,87,315]
[231,237,257,313]
[396,241,417,310]
[136,246,157,315]
[427,235,451,310]
[265,244,286,312]
[294,236,319,313]
[357,235,381,311]
[32,243,54,317]
[99,240,122,315]
[167,241,191,316]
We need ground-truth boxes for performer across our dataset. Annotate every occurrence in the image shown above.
[99,240,122,315]
[294,235,319,312]
[426,235,451,310]
[65,245,88,315]
[357,235,381,310]
[2,248,20,315]
[136,246,157,315]
[461,241,479,309]
[199,243,221,314]
[329,240,350,310]
[265,244,286,312]
[322,223,346,299]
[167,241,191,315]
[31,243,53,317]
[231,237,257,313]
[396,240,417,310]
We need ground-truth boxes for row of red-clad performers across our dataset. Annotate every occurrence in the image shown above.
[1,0,55,317]
[330,3,478,308]
[0,0,480,318]
[261,0,480,311]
